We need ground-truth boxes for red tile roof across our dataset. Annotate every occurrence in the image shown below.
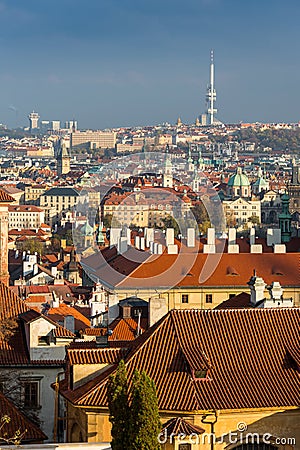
[0,392,47,443]
[0,282,28,320]
[59,308,300,412]
[109,317,148,341]
[67,345,127,365]
[117,253,300,289]
[215,292,252,309]
[161,417,205,437]
[0,189,14,203]
[47,304,90,329]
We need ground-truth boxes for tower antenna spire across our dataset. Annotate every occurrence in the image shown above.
[206,49,217,125]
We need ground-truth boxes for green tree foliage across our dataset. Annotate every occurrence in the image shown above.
[129,370,161,450]
[21,239,43,255]
[103,214,121,229]
[107,360,129,450]
[248,214,260,224]
[108,362,161,450]
[160,214,180,237]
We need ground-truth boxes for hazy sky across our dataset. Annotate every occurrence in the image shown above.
[0,0,299,129]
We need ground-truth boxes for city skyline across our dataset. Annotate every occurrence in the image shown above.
[0,0,299,129]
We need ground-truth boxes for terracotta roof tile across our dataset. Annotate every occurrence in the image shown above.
[47,304,90,329]
[109,317,148,341]
[0,392,47,443]
[215,292,252,309]
[0,189,14,203]
[161,417,205,437]
[67,346,127,365]
[59,308,300,412]
[117,253,300,289]
[0,282,28,320]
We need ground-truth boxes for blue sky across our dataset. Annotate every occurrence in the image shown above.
[0,0,299,128]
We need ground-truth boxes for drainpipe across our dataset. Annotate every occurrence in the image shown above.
[201,410,218,450]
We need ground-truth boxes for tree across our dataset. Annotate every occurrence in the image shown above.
[160,215,180,238]
[103,214,121,229]
[107,363,161,450]
[128,370,161,450]
[21,239,43,255]
[107,360,129,450]
[248,214,260,225]
[191,203,209,224]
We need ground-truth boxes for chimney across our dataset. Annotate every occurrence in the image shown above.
[248,272,266,305]
[64,315,75,334]
[148,296,168,327]
[52,292,60,308]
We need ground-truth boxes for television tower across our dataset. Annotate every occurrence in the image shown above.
[206,50,217,125]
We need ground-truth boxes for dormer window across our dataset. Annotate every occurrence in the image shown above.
[193,369,208,380]
[38,335,50,346]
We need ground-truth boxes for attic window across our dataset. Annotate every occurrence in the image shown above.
[193,369,208,380]
[272,267,283,275]
[38,335,50,346]
[227,266,239,276]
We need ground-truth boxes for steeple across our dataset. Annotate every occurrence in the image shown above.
[57,139,70,176]
[163,149,173,188]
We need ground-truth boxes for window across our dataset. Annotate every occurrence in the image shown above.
[194,369,208,379]
[23,381,39,408]
[206,294,212,303]
[179,445,191,450]
[38,335,50,346]
[181,294,189,304]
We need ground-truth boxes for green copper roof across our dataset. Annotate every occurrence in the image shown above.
[81,221,94,236]
[253,176,268,187]
[228,168,250,187]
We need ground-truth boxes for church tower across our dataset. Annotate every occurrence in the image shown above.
[57,139,70,176]
[0,190,14,286]
[163,149,173,188]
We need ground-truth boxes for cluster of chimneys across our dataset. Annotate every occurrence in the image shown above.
[109,226,198,255]
[205,227,286,254]
[248,274,294,308]
[108,226,286,255]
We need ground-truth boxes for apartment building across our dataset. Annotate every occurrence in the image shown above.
[8,205,45,230]
[40,187,79,225]
[70,130,116,149]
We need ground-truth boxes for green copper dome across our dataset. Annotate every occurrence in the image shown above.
[81,221,94,236]
[253,177,268,187]
[228,167,250,187]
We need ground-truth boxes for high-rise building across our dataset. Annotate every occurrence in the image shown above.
[70,130,116,149]
[65,120,78,131]
[28,111,40,131]
[51,120,61,131]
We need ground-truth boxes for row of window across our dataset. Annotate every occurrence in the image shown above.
[181,293,237,304]
[182,294,212,304]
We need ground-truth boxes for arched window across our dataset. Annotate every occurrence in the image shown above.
[70,422,84,443]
